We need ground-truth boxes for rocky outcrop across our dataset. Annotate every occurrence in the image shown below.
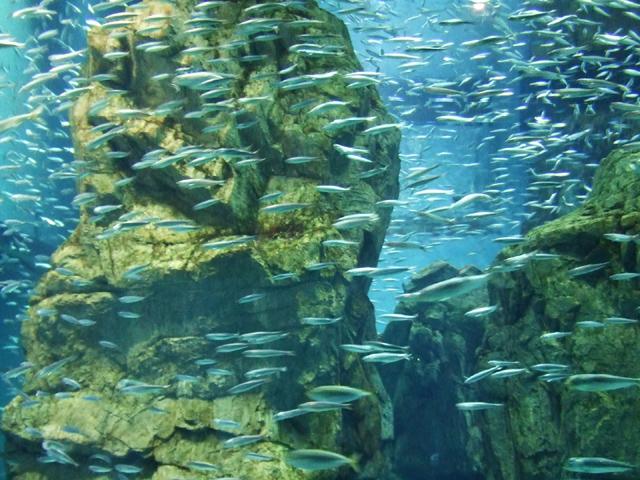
[472,148,640,480]
[1,1,400,479]
[381,262,488,480]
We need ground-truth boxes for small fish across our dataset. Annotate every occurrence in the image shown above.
[306,385,370,403]
[603,233,639,243]
[88,465,112,473]
[530,363,570,373]
[245,452,275,462]
[298,401,351,412]
[242,349,295,358]
[212,418,241,430]
[491,368,529,379]
[379,313,417,322]
[238,293,266,304]
[0,106,45,133]
[568,262,609,277]
[564,457,635,474]
[362,353,411,364]
[223,434,264,449]
[464,366,502,384]
[604,317,638,325]
[117,380,168,396]
[36,356,77,379]
[576,321,605,329]
[227,378,269,395]
[202,235,256,251]
[186,461,219,472]
[301,316,342,326]
[332,213,379,230]
[114,464,143,474]
[316,185,351,193]
[274,408,308,421]
[464,305,498,318]
[399,274,489,303]
[260,202,310,214]
[566,374,640,392]
[540,332,572,340]
[609,273,640,281]
[245,367,287,379]
[285,449,357,471]
[456,402,504,411]
[308,100,350,116]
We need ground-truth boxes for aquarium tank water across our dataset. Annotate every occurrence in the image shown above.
[0,0,639,479]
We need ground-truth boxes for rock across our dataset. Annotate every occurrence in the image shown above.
[381,263,488,480]
[1,1,400,479]
[471,148,640,480]
[402,260,460,294]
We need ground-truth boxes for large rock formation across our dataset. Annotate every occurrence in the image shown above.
[1,1,400,479]
[381,262,488,480]
[381,148,640,480]
[472,147,640,480]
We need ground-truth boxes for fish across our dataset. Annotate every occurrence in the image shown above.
[362,352,411,364]
[186,461,219,472]
[567,261,609,277]
[285,449,357,471]
[399,274,490,303]
[609,272,640,281]
[464,305,498,318]
[223,434,264,449]
[566,374,640,392]
[332,213,380,230]
[260,203,310,214]
[0,106,45,133]
[456,402,504,411]
[298,401,351,412]
[464,366,502,384]
[227,378,269,395]
[117,381,169,396]
[564,457,635,474]
[307,385,371,403]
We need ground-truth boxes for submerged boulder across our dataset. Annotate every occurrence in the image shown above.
[1,1,400,479]
[471,148,640,480]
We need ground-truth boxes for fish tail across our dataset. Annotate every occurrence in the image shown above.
[349,454,362,473]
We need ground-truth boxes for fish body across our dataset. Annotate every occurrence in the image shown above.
[566,374,640,392]
[285,449,356,471]
[399,274,489,303]
[307,385,371,403]
[565,457,635,474]
[456,402,504,411]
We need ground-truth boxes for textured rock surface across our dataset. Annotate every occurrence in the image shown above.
[1,1,400,479]
[472,148,640,480]
[381,262,487,480]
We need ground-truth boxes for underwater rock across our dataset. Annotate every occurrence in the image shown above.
[471,148,640,480]
[381,263,487,480]
[1,1,400,479]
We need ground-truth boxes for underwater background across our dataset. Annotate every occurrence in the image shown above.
[1,0,640,479]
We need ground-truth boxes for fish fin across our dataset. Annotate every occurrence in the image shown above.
[349,453,362,473]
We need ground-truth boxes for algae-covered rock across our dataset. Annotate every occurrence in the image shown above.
[1,1,400,479]
[470,148,640,480]
[380,263,487,480]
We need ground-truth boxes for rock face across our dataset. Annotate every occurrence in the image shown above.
[1,1,400,479]
[471,148,640,480]
[381,262,488,480]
